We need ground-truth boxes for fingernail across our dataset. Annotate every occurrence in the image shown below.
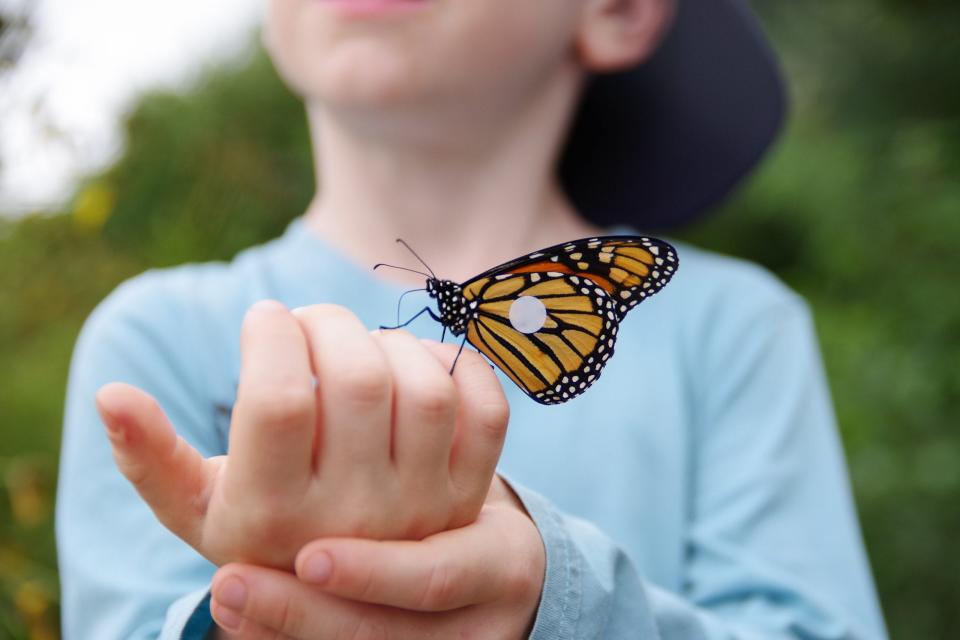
[215,575,248,611]
[301,551,333,584]
[212,602,242,632]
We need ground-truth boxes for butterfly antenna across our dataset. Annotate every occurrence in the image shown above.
[373,263,433,279]
[395,287,426,327]
[395,238,437,279]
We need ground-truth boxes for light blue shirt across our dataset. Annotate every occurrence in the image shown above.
[57,219,887,638]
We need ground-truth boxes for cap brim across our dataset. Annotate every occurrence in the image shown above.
[559,0,787,229]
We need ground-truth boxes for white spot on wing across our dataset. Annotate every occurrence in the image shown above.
[508,296,547,334]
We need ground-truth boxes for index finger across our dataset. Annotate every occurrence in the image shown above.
[229,300,317,498]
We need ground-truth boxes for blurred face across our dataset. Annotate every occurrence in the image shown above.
[264,0,586,118]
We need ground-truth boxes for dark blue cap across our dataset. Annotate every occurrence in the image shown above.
[559,0,787,229]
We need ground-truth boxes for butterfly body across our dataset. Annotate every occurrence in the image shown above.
[426,279,472,337]
[391,235,678,405]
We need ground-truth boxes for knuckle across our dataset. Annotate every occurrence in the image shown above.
[407,378,457,423]
[352,560,378,602]
[336,360,390,407]
[244,385,314,429]
[419,560,460,610]
[272,594,307,637]
[475,400,509,440]
[114,453,149,488]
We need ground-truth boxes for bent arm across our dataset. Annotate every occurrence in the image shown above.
[509,299,886,639]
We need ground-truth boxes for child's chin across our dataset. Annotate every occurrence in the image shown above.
[310,41,427,107]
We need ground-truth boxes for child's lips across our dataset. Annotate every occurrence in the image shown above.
[313,0,430,19]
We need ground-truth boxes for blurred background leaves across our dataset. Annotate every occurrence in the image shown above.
[0,1,957,637]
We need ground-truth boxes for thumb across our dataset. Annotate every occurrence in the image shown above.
[96,382,216,548]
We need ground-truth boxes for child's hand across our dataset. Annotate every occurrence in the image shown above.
[206,475,545,640]
[96,301,509,569]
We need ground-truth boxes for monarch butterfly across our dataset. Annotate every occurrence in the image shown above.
[377,236,678,405]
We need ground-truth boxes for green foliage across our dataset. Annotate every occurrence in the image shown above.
[1,2,957,637]
[679,3,960,636]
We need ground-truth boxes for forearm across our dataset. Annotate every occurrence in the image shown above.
[508,479,884,640]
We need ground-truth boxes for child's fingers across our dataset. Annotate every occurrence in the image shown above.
[210,595,294,640]
[293,305,392,478]
[293,506,534,612]
[230,300,317,498]
[422,342,509,502]
[373,330,457,488]
[212,563,391,640]
[96,382,214,547]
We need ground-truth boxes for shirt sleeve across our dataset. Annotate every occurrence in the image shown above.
[505,297,888,639]
[56,273,222,639]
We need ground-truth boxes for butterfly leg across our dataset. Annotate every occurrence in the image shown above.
[379,306,442,331]
[449,334,468,375]
[441,326,447,344]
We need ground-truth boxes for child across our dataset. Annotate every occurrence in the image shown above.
[57,0,888,638]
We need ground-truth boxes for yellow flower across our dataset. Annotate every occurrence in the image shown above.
[14,579,49,619]
[73,182,116,231]
[5,462,48,528]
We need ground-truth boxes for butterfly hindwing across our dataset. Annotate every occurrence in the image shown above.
[461,271,621,404]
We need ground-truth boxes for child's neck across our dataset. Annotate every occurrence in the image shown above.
[301,70,601,286]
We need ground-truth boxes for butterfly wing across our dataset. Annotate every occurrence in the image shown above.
[460,236,678,405]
